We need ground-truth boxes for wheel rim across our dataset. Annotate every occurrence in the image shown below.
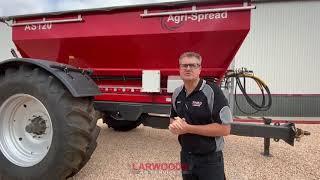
[0,94,53,167]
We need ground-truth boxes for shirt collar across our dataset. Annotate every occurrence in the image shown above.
[183,79,204,95]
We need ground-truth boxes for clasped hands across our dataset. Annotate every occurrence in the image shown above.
[169,117,191,135]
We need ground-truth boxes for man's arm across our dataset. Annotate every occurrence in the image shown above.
[169,103,177,125]
[170,117,230,136]
[169,101,181,134]
[202,82,233,136]
[187,123,230,136]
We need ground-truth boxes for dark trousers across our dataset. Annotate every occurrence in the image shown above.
[180,150,225,180]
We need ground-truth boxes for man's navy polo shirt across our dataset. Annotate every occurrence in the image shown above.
[170,79,233,154]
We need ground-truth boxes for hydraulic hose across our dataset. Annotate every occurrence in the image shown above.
[225,69,272,114]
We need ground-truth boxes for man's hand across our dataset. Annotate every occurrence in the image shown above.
[169,117,190,135]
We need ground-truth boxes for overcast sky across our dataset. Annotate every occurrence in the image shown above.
[0,0,182,16]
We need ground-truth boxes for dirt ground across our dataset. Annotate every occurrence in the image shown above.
[70,120,319,180]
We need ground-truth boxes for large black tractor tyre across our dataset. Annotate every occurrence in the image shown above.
[102,113,143,132]
[0,64,100,180]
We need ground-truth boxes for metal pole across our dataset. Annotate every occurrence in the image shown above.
[229,60,236,114]
[262,118,272,157]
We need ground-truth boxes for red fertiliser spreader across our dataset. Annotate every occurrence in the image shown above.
[0,0,310,179]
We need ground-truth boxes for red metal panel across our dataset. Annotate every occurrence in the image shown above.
[12,1,250,80]
[11,1,252,105]
[94,93,171,104]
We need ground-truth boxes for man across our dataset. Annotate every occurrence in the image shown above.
[169,52,233,180]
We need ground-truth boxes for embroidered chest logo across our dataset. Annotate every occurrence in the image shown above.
[192,101,202,107]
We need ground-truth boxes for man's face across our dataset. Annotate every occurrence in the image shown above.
[179,56,201,81]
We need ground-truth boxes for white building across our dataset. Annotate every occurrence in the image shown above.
[0,22,16,60]
[234,0,320,117]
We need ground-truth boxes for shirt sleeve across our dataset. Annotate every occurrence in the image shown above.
[211,84,233,125]
[170,86,182,119]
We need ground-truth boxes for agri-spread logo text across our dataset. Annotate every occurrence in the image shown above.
[168,12,227,23]
[161,12,228,30]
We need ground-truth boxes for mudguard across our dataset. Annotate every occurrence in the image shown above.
[0,58,101,97]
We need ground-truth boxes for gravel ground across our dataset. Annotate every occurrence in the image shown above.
[70,120,319,180]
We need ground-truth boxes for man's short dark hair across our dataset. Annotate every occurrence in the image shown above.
[179,52,202,64]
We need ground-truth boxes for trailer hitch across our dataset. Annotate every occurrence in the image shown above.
[230,121,310,146]
[230,119,310,156]
[294,127,311,141]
